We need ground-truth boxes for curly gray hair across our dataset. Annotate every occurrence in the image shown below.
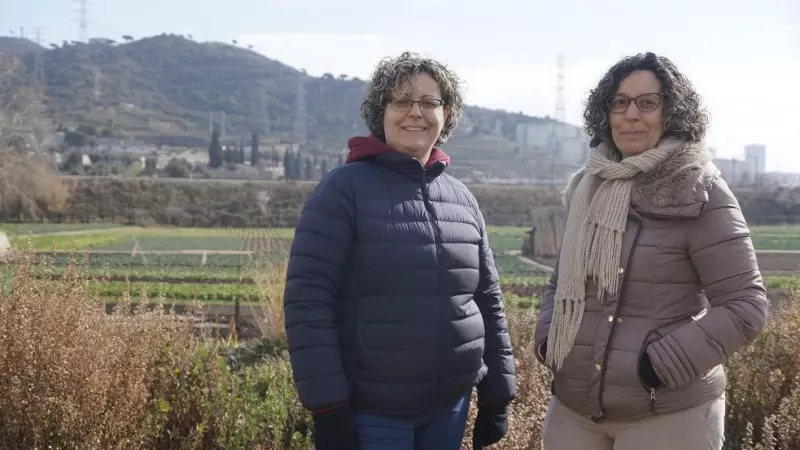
[360,51,464,145]
[583,52,709,148]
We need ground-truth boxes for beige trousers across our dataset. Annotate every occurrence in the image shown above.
[542,394,725,450]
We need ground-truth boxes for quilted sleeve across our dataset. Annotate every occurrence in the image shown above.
[283,169,355,412]
[473,210,517,405]
[646,180,769,389]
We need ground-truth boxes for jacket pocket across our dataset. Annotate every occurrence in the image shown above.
[636,310,702,414]
[637,329,662,415]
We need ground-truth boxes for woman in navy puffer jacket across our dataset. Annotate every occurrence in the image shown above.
[283,51,517,450]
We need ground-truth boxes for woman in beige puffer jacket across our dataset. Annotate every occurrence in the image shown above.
[534,52,768,450]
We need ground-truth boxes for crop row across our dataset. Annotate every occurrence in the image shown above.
[27,253,280,268]
[87,281,263,303]
[123,227,296,239]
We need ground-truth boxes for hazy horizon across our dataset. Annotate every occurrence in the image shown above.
[3,0,798,172]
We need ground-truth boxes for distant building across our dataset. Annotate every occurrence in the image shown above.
[744,144,766,174]
[713,157,755,186]
[515,122,589,165]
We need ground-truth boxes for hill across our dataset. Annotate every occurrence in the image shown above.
[0,33,583,180]
[0,37,44,56]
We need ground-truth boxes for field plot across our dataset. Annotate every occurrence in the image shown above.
[486,226,530,253]
[97,236,244,252]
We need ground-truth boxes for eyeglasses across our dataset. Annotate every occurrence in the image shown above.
[388,98,445,112]
[608,93,662,114]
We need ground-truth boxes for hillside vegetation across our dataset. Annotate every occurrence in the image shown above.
[0,34,577,180]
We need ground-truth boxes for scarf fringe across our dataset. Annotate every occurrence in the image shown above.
[546,296,585,372]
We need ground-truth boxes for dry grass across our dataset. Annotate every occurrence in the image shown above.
[246,239,291,343]
[461,309,553,449]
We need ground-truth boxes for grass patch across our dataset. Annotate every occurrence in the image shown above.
[487,226,529,253]
[751,234,800,251]
[11,233,127,251]
[495,255,549,277]
[0,222,125,235]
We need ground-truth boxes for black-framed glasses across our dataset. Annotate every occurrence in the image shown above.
[608,93,662,113]
[388,98,445,112]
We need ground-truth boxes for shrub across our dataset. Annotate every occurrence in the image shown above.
[0,247,312,449]
[726,290,800,450]
[457,291,800,450]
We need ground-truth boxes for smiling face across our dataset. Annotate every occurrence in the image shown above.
[609,70,664,157]
[383,72,448,164]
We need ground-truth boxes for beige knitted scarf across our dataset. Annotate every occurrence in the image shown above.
[545,136,712,371]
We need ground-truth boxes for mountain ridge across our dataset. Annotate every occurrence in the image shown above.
[0,33,583,180]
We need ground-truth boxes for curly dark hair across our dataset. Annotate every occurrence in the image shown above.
[583,52,709,148]
[360,51,464,145]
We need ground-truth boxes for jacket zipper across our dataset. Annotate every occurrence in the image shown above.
[420,167,445,400]
[597,216,641,420]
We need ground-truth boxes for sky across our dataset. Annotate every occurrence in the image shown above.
[3,0,799,172]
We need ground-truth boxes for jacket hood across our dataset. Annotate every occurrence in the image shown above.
[345,135,451,168]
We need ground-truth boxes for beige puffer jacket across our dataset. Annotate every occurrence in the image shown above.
[534,162,768,422]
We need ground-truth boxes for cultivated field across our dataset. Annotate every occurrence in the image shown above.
[0,224,550,309]
[2,223,798,310]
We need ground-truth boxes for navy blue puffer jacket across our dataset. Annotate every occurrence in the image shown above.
[284,136,516,419]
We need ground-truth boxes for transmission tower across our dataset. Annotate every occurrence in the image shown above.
[555,54,565,122]
[548,54,566,185]
[76,0,88,42]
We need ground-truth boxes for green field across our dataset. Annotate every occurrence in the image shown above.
[2,223,798,308]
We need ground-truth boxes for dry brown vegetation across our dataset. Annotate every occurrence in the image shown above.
[0,151,71,222]
[0,248,313,449]
[1,244,798,448]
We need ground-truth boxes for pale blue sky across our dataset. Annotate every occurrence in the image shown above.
[4,0,799,171]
